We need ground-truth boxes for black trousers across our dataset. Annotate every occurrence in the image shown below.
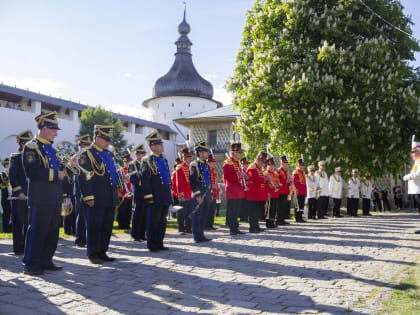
[332,198,341,217]
[11,199,28,253]
[382,198,391,211]
[394,197,403,209]
[117,198,133,229]
[308,197,316,219]
[75,200,87,245]
[177,199,192,232]
[248,200,263,231]
[206,199,217,228]
[63,196,76,235]
[266,197,279,227]
[1,196,12,233]
[294,195,305,221]
[191,191,211,241]
[131,200,147,240]
[412,194,420,212]
[347,198,359,216]
[146,204,168,250]
[86,205,115,257]
[362,198,371,215]
[23,204,61,271]
[317,196,329,218]
[276,194,289,223]
[226,198,242,233]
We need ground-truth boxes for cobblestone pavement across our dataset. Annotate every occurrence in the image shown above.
[1,211,419,315]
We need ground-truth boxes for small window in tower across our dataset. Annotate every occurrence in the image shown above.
[164,113,166,121]
[203,105,205,109]
[188,103,191,107]
[172,103,174,107]
[208,130,217,146]
[180,112,183,116]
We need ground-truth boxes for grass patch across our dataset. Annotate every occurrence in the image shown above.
[377,263,420,315]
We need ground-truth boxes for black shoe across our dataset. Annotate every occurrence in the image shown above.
[236,230,245,234]
[75,242,86,247]
[159,246,169,250]
[258,228,265,232]
[194,239,205,243]
[133,238,144,242]
[23,269,44,276]
[98,253,116,262]
[149,248,160,252]
[88,255,104,264]
[202,238,212,242]
[42,264,63,271]
[296,219,306,223]
[249,229,260,233]
[230,231,238,235]
[13,251,24,256]
[415,230,420,234]
[185,230,192,234]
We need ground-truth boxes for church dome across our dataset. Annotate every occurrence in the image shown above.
[152,9,214,99]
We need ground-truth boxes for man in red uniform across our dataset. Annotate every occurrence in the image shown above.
[264,157,281,228]
[239,157,249,222]
[292,158,307,223]
[246,152,268,233]
[277,155,291,225]
[175,148,193,235]
[223,143,246,235]
[116,154,133,229]
[171,158,182,206]
[206,154,219,230]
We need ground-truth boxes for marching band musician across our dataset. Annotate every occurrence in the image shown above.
[22,111,64,275]
[239,157,249,222]
[206,153,219,230]
[62,159,76,235]
[315,161,329,219]
[306,165,318,219]
[347,169,361,217]
[74,134,91,248]
[292,158,307,223]
[223,143,246,235]
[245,152,267,233]
[1,158,12,233]
[277,155,291,225]
[403,136,420,234]
[175,148,193,235]
[129,144,147,242]
[142,130,172,251]
[78,125,119,264]
[9,129,33,255]
[360,172,373,216]
[329,167,344,218]
[264,157,280,228]
[116,154,133,229]
[189,141,212,243]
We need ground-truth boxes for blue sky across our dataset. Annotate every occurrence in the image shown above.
[0,0,419,119]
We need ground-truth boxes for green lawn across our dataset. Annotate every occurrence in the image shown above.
[377,263,420,315]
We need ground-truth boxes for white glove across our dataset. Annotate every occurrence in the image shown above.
[403,175,409,181]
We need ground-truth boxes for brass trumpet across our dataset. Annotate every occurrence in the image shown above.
[58,150,94,180]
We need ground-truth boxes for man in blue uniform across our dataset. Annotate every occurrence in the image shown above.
[141,131,172,252]
[22,112,64,275]
[129,144,147,242]
[74,134,91,247]
[78,125,119,264]
[189,141,212,243]
[9,129,33,255]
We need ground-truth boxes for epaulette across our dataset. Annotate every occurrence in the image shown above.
[224,158,233,165]
[10,153,20,158]
[293,169,299,174]
[248,162,256,169]
[190,160,198,167]
[176,164,183,170]
[25,141,38,150]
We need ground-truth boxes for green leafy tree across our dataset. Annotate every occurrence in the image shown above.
[77,107,128,162]
[227,0,420,177]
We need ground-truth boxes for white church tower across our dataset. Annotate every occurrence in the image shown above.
[142,7,222,143]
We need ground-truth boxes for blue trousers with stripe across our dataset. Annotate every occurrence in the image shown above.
[86,205,114,257]
[191,191,211,242]
[23,204,61,271]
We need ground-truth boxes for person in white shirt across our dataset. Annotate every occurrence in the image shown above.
[329,167,344,218]
[403,136,420,234]
[360,172,373,216]
[315,161,329,219]
[347,169,361,217]
[305,165,318,219]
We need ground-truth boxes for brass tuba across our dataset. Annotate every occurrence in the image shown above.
[61,197,73,216]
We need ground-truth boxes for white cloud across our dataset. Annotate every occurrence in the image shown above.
[204,73,217,81]
[123,73,133,79]
[103,103,152,121]
[213,87,232,105]
[0,76,64,96]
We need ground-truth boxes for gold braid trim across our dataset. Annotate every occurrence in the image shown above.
[86,150,106,176]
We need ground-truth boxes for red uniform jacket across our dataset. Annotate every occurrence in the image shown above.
[246,162,267,201]
[171,171,177,198]
[223,157,245,199]
[118,166,132,199]
[278,167,290,195]
[265,169,280,199]
[293,168,307,196]
[210,168,220,200]
[175,162,192,200]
